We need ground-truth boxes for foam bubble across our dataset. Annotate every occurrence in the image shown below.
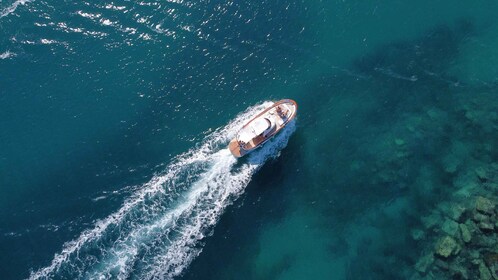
[0,51,16,59]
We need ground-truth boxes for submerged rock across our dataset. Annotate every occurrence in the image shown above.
[476,197,495,215]
[442,219,460,236]
[442,153,461,173]
[479,262,492,280]
[459,223,472,243]
[483,253,498,279]
[435,236,458,258]
[421,212,443,230]
[474,212,491,223]
[415,253,434,274]
[454,171,480,198]
[478,222,494,233]
[434,259,449,271]
[465,219,479,233]
[411,228,425,241]
[483,252,498,266]
[449,204,466,222]
[469,250,481,261]
[473,234,497,247]
[491,268,498,280]
[449,262,469,280]
[439,202,466,222]
[394,138,405,146]
[475,167,490,180]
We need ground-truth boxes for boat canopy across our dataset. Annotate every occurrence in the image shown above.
[238,117,271,143]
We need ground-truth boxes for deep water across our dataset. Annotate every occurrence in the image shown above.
[1,0,497,279]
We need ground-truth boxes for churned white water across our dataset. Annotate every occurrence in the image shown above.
[29,101,296,280]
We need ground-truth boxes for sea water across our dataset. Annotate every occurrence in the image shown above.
[1,0,497,279]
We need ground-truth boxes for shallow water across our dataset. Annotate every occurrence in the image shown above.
[1,0,497,279]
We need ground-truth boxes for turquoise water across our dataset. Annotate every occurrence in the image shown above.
[1,0,497,279]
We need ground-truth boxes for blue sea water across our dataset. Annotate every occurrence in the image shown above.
[1,0,498,279]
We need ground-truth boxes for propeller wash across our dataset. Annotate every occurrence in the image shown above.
[29,102,296,280]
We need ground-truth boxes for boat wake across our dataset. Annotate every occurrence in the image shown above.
[28,102,296,280]
[0,0,30,19]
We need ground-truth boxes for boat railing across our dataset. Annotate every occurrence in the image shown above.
[235,99,297,150]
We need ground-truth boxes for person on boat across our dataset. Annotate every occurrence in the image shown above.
[238,140,245,147]
[276,106,282,115]
[276,106,286,117]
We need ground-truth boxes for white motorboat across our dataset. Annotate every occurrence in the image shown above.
[228,99,297,157]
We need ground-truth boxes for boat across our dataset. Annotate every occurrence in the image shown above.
[228,99,297,157]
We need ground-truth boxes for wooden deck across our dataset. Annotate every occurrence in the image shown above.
[228,134,266,158]
[244,134,266,150]
[228,139,244,157]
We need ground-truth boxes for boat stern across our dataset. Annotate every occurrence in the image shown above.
[228,138,246,158]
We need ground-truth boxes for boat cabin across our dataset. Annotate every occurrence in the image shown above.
[228,99,297,157]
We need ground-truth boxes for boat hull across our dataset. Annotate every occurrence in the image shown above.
[228,99,297,157]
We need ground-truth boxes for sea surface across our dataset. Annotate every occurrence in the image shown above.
[1,0,497,279]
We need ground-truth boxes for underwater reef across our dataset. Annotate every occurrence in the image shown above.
[343,87,498,280]
[343,23,498,280]
[288,21,498,280]
[181,19,497,280]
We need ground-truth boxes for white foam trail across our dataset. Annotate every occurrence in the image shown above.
[29,101,295,280]
[85,149,238,279]
[0,51,16,59]
[145,122,296,280]
[0,0,31,19]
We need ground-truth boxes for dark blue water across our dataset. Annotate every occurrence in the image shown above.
[1,0,497,279]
